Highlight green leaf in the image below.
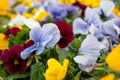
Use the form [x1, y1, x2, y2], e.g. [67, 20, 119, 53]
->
[9, 27, 29, 47]
[30, 62, 45, 80]
[74, 71, 81, 80]
[0, 61, 3, 65]
[50, 48, 59, 60]
[0, 65, 7, 77]
[56, 47, 71, 61]
[0, 27, 6, 33]
[74, 38, 81, 50]
[15, 27, 29, 42]
[4, 73, 29, 80]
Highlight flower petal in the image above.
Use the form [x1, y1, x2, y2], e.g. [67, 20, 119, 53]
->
[80, 35, 100, 54]
[74, 35, 100, 72]
[42, 23, 60, 47]
[29, 27, 42, 42]
[20, 44, 37, 59]
[73, 18, 88, 34]
[36, 45, 44, 55]
[88, 13, 101, 27]
[24, 18, 41, 29]
[100, 0, 115, 17]
[8, 15, 26, 26]
[112, 18, 120, 28]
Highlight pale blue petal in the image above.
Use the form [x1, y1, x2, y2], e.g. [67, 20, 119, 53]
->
[36, 46, 45, 55]
[74, 55, 96, 72]
[100, 21, 117, 37]
[29, 27, 42, 42]
[74, 35, 100, 72]
[84, 7, 93, 21]
[41, 23, 60, 47]
[85, 7, 101, 21]
[88, 13, 102, 27]
[100, 0, 115, 17]
[89, 24, 102, 39]
[112, 18, 120, 28]
[20, 44, 37, 59]
[73, 18, 88, 34]
[79, 35, 100, 56]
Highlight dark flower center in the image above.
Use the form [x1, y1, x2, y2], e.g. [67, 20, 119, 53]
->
[14, 59, 19, 65]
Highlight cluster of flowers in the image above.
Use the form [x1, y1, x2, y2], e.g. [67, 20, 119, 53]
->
[0, 0, 120, 80]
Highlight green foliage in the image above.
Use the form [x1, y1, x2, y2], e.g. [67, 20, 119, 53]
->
[9, 27, 29, 47]
[30, 62, 45, 80]
[4, 73, 29, 80]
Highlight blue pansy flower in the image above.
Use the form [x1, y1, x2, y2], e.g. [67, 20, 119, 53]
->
[73, 12, 101, 35]
[85, 0, 116, 21]
[15, 5, 28, 14]
[21, 23, 60, 59]
[47, 4, 67, 21]
[74, 35, 100, 72]
[100, 20, 120, 44]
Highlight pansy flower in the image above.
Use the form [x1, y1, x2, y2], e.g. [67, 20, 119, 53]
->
[45, 58, 69, 80]
[85, 0, 116, 21]
[58, 0, 76, 5]
[8, 15, 41, 29]
[106, 44, 120, 72]
[5, 27, 21, 38]
[1, 46, 27, 74]
[77, 0, 100, 8]
[74, 35, 100, 72]
[47, 4, 67, 21]
[15, 4, 28, 14]
[21, 23, 60, 59]
[73, 12, 101, 35]
[54, 21, 74, 48]
[0, 33, 9, 50]
[100, 73, 115, 80]
[100, 20, 120, 44]
[0, 0, 10, 16]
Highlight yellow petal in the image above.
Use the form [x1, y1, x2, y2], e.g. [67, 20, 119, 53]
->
[57, 59, 69, 80]
[100, 73, 115, 80]
[47, 58, 62, 69]
[59, 0, 76, 5]
[23, 12, 33, 18]
[0, 0, 10, 16]
[45, 58, 69, 80]
[0, 33, 9, 50]
[77, 0, 100, 8]
[106, 44, 120, 72]
[34, 11, 49, 22]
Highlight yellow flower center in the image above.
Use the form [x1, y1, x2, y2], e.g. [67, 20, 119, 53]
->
[14, 59, 19, 65]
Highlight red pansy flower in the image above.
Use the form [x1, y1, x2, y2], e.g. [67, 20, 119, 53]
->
[5, 27, 20, 38]
[1, 46, 27, 74]
[54, 21, 74, 48]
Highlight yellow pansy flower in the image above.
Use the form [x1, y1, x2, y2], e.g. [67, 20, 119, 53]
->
[0, 34, 9, 50]
[113, 7, 120, 17]
[78, 0, 100, 8]
[0, 0, 10, 16]
[21, 0, 32, 7]
[100, 73, 115, 80]
[33, 8, 49, 22]
[23, 12, 33, 18]
[106, 44, 120, 72]
[31, 8, 39, 14]
[59, 0, 76, 5]
[6, 13, 16, 19]
[45, 58, 69, 80]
